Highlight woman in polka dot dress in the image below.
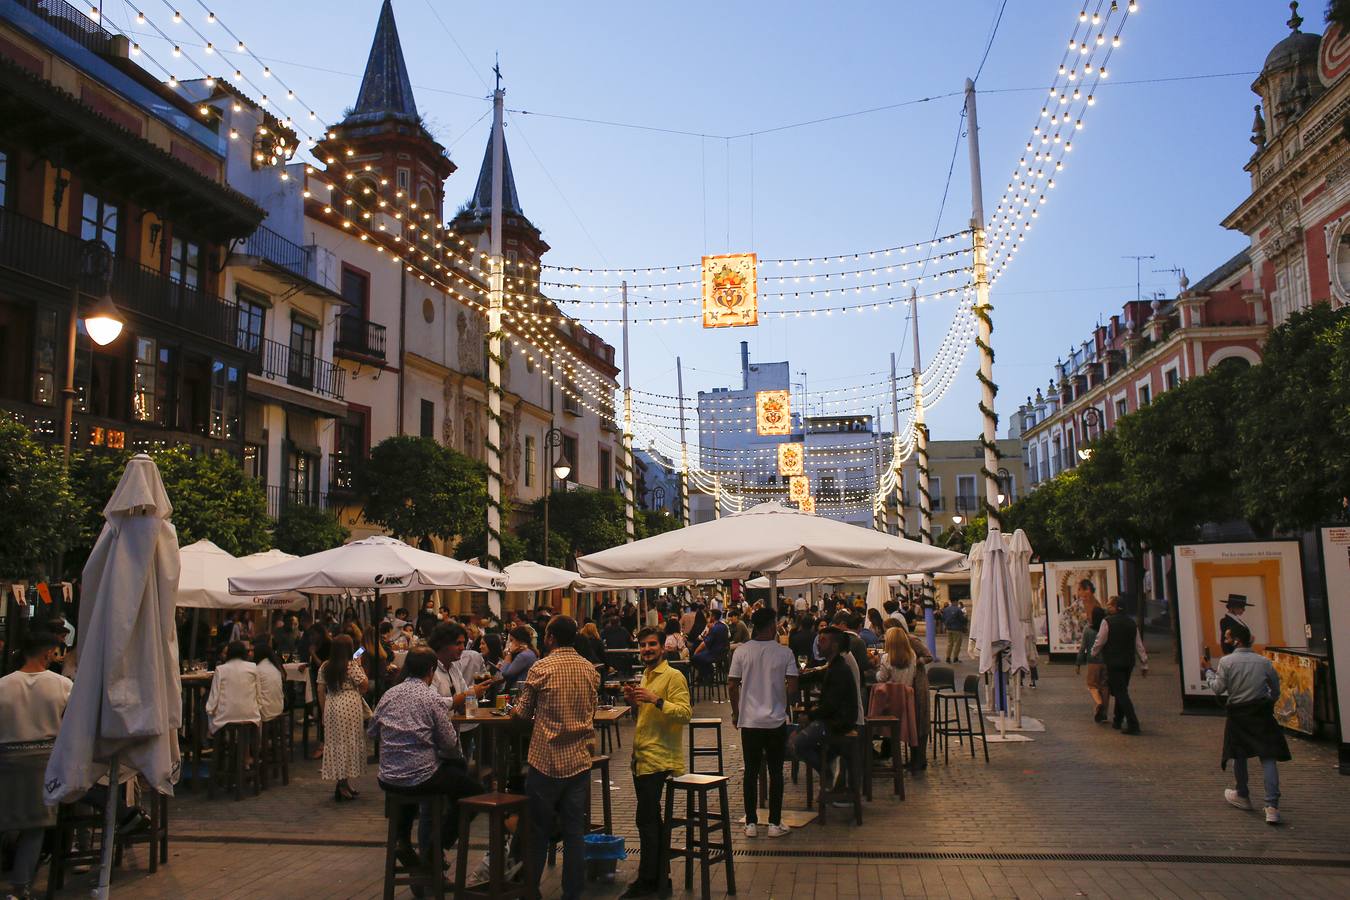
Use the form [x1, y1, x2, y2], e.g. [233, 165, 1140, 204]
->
[319, 634, 369, 800]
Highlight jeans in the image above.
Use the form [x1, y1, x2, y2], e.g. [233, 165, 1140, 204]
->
[789, 720, 832, 775]
[385, 760, 484, 857]
[1233, 755, 1281, 808]
[1106, 666, 1139, 728]
[692, 649, 720, 682]
[634, 770, 671, 887]
[525, 768, 589, 900]
[740, 725, 787, 824]
[9, 827, 44, 893]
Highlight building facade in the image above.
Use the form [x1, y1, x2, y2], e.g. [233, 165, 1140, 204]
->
[896, 438, 1025, 539]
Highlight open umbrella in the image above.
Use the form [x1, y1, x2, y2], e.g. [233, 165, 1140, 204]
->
[503, 560, 586, 593]
[45, 455, 182, 899]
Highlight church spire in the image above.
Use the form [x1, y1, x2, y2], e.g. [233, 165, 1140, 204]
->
[350, 0, 418, 124]
[467, 129, 522, 218]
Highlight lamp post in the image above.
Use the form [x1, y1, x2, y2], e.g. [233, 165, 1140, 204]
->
[996, 466, 1010, 507]
[1078, 407, 1100, 463]
[63, 241, 124, 464]
[542, 426, 570, 565]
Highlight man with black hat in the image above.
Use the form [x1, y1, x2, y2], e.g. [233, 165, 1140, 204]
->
[1201, 620, 1290, 825]
[1219, 594, 1250, 656]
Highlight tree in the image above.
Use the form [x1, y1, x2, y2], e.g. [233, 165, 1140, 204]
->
[150, 447, 272, 556]
[637, 507, 682, 539]
[1237, 304, 1350, 532]
[517, 489, 630, 567]
[0, 416, 75, 578]
[273, 505, 350, 557]
[360, 436, 487, 544]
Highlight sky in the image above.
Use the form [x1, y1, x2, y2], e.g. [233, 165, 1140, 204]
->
[117, 0, 1289, 445]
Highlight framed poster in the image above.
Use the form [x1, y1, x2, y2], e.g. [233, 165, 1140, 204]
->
[777, 442, 804, 477]
[1319, 526, 1350, 771]
[1174, 540, 1306, 701]
[1030, 568, 1048, 650]
[1043, 559, 1119, 657]
[788, 474, 810, 503]
[701, 252, 758, 328]
[756, 390, 791, 436]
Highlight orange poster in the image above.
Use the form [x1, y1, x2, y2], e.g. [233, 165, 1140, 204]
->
[789, 474, 810, 503]
[756, 390, 791, 436]
[777, 442, 804, 477]
[702, 252, 758, 328]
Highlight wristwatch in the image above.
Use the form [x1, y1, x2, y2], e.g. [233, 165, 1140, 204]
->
[655, 697, 664, 710]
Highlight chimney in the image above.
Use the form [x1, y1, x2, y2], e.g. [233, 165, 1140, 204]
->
[740, 341, 750, 390]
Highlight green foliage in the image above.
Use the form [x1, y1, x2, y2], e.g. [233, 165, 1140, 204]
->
[517, 489, 630, 567]
[637, 507, 682, 539]
[1237, 304, 1350, 533]
[0, 416, 76, 578]
[150, 447, 271, 556]
[273, 504, 350, 557]
[360, 436, 487, 543]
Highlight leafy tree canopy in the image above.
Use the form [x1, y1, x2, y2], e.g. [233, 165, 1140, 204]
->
[273, 504, 350, 557]
[360, 436, 487, 543]
[0, 416, 75, 579]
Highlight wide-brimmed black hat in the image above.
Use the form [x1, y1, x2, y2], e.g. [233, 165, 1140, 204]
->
[1223, 594, 1250, 608]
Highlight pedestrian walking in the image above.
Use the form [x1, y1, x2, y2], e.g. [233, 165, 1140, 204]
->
[728, 607, 800, 839]
[1201, 620, 1290, 825]
[1090, 595, 1147, 735]
[1076, 606, 1109, 722]
[941, 601, 968, 663]
[620, 627, 691, 898]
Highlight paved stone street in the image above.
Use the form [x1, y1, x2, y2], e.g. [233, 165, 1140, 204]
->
[34, 639, 1350, 898]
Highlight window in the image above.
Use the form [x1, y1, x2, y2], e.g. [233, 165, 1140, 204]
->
[524, 435, 536, 488]
[1066, 429, 1077, 467]
[169, 236, 200, 291]
[243, 442, 264, 480]
[287, 317, 316, 389]
[1138, 384, 1152, 407]
[419, 399, 434, 439]
[928, 475, 943, 511]
[32, 308, 58, 406]
[341, 266, 370, 317]
[561, 434, 578, 484]
[1164, 367, 1180, 391]
[1027, 444, 1039, 484]
[133, 337, 156, 422]
[81, 192, 119, 253]
[209, 360, 241, 439]
[236, 288, 267, 354]
[956, 474, 977, 512]
[1115, 397, 1128, 419]
[332, 408, 368, 493]
[287, 448, 317, 506]
[599, 447, 612, 491]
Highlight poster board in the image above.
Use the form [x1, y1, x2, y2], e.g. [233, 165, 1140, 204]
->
[1174, 540, 1306, 701]
[1030, 568, 1048, 650]
[1319, 526, 1350, 771]
[1043, 560, 1119, 657]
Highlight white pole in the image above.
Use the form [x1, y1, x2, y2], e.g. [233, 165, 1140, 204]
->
[873, 406, 883, 531]
[888, 352, 903, 537]
[93, 753, 119, 899]
[712, 473, 721, 520]
[965, 78, 1001, 532]
[676, 356, 690, 526]
[620, 280, 636, 607]
[485, 81, 505, 617]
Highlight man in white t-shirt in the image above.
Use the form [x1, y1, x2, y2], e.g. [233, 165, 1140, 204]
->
[794, 594, 807, 613]
[728, 607, 799, 838]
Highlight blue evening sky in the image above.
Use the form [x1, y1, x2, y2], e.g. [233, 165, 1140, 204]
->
[120, 0, 1287, 443]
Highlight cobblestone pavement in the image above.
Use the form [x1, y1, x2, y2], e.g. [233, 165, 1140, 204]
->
[31, 637, 1350, 898]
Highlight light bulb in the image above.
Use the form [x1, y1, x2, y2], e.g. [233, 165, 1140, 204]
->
[207, 10, 216, 22]
[205, 76, 215, 87]
[229, 128, 238, 139]
[198, 105, 209, 116]
[167, 75, 178, 87]
[236, 40, 245, 51]
[1087, 94, 1095, 105]
[172, 11, 181, 23]
[1112, 35, 1121, 47]
[263, 67, 271, 77]
[172, 45, 181, 57]
[130, 42, 141, 55]
[204, 41, 214, 53]
[1128, 0, 1137, 11]
[135, 10, 145, 23]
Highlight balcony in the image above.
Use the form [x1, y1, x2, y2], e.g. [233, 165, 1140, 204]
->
[334, 312, 387, 361]
[247, 338, 346, 401]
[0, 207, 241, 347]
[266, 484, 332, 518]
[238, 224, 314, 283]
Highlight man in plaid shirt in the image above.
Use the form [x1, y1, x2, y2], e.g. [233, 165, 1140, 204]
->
[511, 615, 599, 900]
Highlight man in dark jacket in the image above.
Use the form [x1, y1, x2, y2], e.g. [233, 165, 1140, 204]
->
[788, 627, 859, 775]
[1090, 595, 1148, 734]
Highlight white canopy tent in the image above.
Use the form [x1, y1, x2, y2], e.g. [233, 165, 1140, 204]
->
[177, 541, 303, 610]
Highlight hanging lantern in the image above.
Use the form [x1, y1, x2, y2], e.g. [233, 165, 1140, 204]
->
[800, 496, 816, 515]
[777, 442, 803, 477]
[789, 474, 810, 503]
[756, 390, 791, 436]
[701, 252, 758, 328]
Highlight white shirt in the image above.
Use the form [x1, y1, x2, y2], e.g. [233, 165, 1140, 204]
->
[794, 596, 807, 611]
[433, 658, 477, 733]
[206, 658, 261, 734]
[727, 639, 799, 729]
[256, 659, 285, 721]
[0, 669, 72, 743]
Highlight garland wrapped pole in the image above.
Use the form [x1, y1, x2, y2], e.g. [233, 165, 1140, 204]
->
[889, 352, 905, 537]
[620, 280, 637, 610]
[485, 79, 505, 616]
[911, 287, 936, 657]
[965, 77, 1002, 533]
[873, 405, 884, 531]
[676, 355, 691, 526]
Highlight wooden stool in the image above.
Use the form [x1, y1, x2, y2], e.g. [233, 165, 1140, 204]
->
[664, 773, 736, 899]
[816, 731, 864, 826]
[862, 717, 905, 800]
[455, 793, 530, 899]
[113, 791, 170, 874]
[381, 786, 445, 900]
[46, 803, 111, 898]
[596, 716, 622, 755]
[208, 722, 260, 800]
[260, 716, 290, 789]
[688, 719, 724, 775]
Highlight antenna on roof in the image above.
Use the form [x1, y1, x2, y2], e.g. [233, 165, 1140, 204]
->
[1121, 254, 1156, 301]
[1154, 264, 1186, 294]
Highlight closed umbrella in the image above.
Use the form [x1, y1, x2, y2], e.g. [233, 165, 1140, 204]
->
[968, 529, 1030, 740]
[1007, 529, 1038, 671]
[44, 454, 182, 899]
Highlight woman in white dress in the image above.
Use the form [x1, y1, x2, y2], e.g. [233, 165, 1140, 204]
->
[319, 634, 368, 801]
[252, 638, 286, 722]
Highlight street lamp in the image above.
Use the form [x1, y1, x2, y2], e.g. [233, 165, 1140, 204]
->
[951, 514, 963, 526]
[996, 465, 1010, 506]
[63, 241, 125, 462]
[542, 426, 569, 564]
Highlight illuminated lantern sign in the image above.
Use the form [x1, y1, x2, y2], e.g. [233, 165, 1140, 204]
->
[777, 442, 804, 477]
[756, 390, 791, 436]
[701, 252, 759, 328]
[800, 496, 816, 514]
[789, 474, 810, 503]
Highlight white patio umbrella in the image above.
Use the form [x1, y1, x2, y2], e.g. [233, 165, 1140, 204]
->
[744, 575, 844, 589]
[865, 575, 892, 614]
[968, 529, 1030, 739]
[177, 543, 304, 610]
[44, 455, 182, 899]
[503, 560, 587, 593]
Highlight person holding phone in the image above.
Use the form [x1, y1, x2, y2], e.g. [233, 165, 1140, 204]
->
[319, 634, 369, 801]
[500, 627, 539, 693]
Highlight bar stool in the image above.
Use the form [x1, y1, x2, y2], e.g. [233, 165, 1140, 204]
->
[381, 786, 445, 900]
[816, 731, 864, 826]
[46, 803, 112, 898]
[688, 718, 724, 775]
[933, 675, 989, 764]
[208, 722, 260, 800]
[455, 793, 530, 900]
[596, 715, 622, 755]
[862, 716, 905, 800]
[664, 773, 737, 899]
[113, 791, 170, 874]
[259, 716, 290, 789]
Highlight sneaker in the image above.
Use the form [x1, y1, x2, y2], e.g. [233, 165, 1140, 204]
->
[744, 823, 758, 837]
[1265, 806, 1282, 826]
[1092, 705, 1106, 723]
[1224, 789, 1252, 811]
[766, 824, 790, 838]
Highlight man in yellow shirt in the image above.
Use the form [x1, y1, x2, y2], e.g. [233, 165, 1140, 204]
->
[621, 626, 691, 898]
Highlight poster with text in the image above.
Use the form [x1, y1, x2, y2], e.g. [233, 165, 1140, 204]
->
[1175, 541, 1306, 699]
[1320, 527, 1350, 757]
[1043, 560, 1119, 656]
